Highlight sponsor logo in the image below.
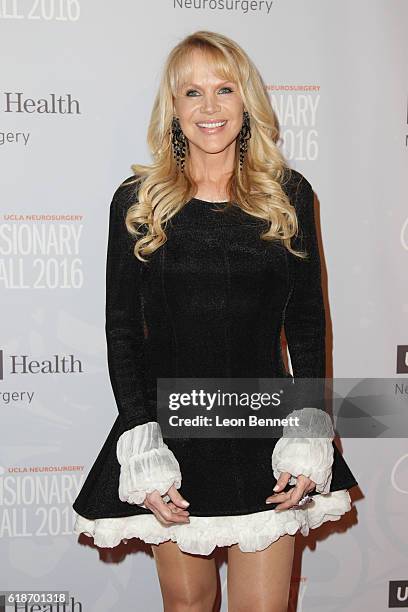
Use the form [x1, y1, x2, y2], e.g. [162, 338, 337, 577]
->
[0, 351, 83, 380]
[389, 581, 408, 607]
[397, 346, 408, 374]
[1, 92, 80, 114]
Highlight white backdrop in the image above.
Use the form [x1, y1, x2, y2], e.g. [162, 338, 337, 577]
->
[1, 1, 407, 610]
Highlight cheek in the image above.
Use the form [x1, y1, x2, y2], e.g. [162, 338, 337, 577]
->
[226, 112, 245, 135]
[176, 105, 201, 134]
[176, 101, 198, 120]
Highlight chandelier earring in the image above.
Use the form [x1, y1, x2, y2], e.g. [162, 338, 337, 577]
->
[239, 110, 251, 170]
[171, 116, 187, 173]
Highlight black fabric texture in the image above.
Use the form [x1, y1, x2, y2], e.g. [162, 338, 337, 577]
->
[72, 168, 358, 520]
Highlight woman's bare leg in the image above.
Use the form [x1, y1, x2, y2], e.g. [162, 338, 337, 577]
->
[227, 534, 295, 612]
[152, 540, 218, 612]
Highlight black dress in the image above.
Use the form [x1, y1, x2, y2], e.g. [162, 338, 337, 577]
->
[72, 168, 358, 553]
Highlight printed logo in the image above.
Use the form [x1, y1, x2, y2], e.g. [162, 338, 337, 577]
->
[389, 580, 408, 607]
[1, 92, 80, 114]
[0, 350, 83, 380]
[396, 346, 408, 373]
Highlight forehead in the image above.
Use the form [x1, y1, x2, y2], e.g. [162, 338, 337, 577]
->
[171, 47, 239, 94]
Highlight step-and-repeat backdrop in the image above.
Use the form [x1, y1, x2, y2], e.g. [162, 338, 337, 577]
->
[1, 1, 407, 610]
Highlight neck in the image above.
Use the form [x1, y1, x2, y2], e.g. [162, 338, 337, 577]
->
[187, 142, 235, 185]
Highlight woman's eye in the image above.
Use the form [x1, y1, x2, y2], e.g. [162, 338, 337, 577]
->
[185, 87, 234, 97]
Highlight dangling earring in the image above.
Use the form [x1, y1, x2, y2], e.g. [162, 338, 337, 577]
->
[239, 110, 251, 170]
[171, 116, 187, 172]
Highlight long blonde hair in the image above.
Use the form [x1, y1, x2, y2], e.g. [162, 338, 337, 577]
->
[124, 30, 306, 263]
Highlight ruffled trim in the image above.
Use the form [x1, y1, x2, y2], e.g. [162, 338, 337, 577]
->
[272, 407, 335, 494]
[282, 407, 335, 439]
[73, 489, 352, 555]
[116, 421, 182, 507]
[271, 437, 334, 493]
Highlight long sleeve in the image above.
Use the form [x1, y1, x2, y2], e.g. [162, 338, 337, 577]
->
[283, 173, 326, 379]
[105, 175, 152, 431]
[105, 175, 182, 505]
[272, 172, 334, 493]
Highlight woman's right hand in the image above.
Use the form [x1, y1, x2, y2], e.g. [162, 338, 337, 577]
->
[143, 484, 190, 526]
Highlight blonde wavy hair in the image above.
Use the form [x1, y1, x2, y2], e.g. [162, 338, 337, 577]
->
[124, 30, 306, 263]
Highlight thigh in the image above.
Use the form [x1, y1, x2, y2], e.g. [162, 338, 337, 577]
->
[151, 540, 218, 612]
[227, 534, 295, 612]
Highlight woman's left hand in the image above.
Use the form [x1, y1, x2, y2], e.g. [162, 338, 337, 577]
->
[265, 471, 316, 511]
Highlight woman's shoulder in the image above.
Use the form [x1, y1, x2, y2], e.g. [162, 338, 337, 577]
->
[117, 173, 142, 196]
[110, 173, 142, 213]
[281, 169, 317, 234]
[281, 167, 312, 202]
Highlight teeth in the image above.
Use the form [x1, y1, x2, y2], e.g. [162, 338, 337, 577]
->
[197, 121, 226, 128]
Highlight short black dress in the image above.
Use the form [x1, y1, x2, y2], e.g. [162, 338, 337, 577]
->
[72, 168, 358, 554]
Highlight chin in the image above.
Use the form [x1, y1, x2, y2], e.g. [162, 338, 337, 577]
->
[192, 138, 236, 154]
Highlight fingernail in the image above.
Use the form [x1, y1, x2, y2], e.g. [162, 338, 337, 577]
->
[273, 485, 280, 491]
[266, 500, 272, 504]
[181, 500, 189, 506]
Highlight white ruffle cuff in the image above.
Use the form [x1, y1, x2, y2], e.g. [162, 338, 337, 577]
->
[272, 407, 335, 494]
[116, 421, 182, 508]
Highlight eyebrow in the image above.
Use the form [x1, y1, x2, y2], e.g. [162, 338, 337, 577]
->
[182, 80, 236, 89]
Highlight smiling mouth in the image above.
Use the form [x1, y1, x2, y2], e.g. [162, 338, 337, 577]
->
[196, 120, 228, 132]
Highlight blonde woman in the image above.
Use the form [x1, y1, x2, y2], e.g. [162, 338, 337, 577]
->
[73, 31, 358, 611]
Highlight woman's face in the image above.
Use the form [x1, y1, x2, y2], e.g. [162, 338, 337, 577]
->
[173, 49, 245, 160]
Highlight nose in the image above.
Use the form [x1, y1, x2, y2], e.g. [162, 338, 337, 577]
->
[200, 93, 221, 114]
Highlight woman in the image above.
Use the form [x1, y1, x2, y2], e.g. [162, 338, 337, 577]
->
[73, 31, 358, 611]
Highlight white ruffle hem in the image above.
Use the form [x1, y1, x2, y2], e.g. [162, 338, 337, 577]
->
[73, 489, 352, 555]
